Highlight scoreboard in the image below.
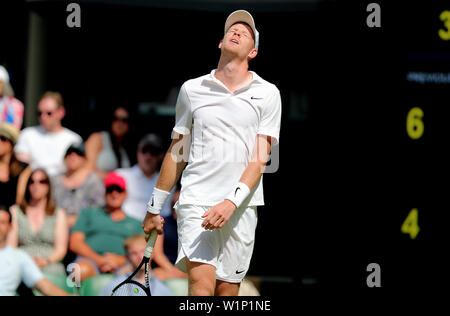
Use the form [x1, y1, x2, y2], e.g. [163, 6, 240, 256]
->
[324, 1, 450, 288]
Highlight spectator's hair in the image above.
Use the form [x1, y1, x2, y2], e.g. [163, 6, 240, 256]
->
[0, 205, 12, 223]
[20, 168, 56, 216]
[109, 106, 131, 167]
[123, 234, 146, 253]
[1, 82, 14, 97]
[41, 91, 64, 108]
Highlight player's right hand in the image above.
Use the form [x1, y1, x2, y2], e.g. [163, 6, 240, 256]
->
[142, 213, 164, 237]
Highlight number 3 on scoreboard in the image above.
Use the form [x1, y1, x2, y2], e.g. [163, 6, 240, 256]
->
[401, 208, 420, 239]
[439, 10, 450, 41]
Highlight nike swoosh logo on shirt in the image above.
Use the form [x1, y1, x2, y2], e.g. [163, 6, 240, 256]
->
[251, 96, 263, 100]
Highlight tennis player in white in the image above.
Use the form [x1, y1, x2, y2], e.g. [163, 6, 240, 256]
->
[143, 10, 281, 296]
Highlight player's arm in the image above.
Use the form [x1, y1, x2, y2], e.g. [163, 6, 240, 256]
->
[239, 134, 272, 191]
[142, 133, 189, 236]
[155, 133, 189, 192]
[202, 134, 272, 230]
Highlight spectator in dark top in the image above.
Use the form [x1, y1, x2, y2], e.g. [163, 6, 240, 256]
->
[69, 171, 142, 281]
[0, 123, 30, 209]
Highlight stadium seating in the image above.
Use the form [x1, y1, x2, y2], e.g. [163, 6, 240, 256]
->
[32, 271, 78, 296]
[79, 274, 115, 296]
[163, 278, 188, 296]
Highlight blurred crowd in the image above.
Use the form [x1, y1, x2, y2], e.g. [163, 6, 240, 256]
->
[0, 65, 187, 296]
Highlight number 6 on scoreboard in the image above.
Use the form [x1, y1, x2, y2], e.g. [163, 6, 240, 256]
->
[406, 107, 424, 140]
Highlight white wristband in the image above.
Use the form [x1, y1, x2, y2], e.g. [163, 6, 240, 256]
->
[146, 188, 171, 215]
[225, 182, 251, 208]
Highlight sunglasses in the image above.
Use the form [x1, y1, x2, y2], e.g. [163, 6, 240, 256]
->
[113, 116, 129, 123]
[37, 110, 55, 117]
[140, 145, 162, 155]
[106, 185, 124, 194]
[0, 135, 11, 143]
[30, 179, 49, 185]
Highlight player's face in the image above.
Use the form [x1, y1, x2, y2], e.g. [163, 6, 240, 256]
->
[38, 97, 64, 131]
[220, 23, 257, 59]
[0, 211, 12, 243]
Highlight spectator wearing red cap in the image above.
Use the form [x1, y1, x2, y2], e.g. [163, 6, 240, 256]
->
[69, 172, 143, 281]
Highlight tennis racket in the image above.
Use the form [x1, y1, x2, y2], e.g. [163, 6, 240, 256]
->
[110, 229, 158, 296]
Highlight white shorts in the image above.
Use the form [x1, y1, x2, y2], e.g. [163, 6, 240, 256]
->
[174, 202, 258, 283]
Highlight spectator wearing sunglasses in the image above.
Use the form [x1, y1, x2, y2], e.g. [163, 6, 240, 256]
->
[115, 134, 171, 221]
[0, 123, 31, 209]
[85, 106, 131, 179]
[51, 142, 105, 228]
[69, 171, 142, 281]
[8, 168, 69, 276]
[14, 91, 82, 177]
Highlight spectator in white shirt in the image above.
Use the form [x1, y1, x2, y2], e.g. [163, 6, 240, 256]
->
[14, 91, 82, 177]
[116, 134, 172, 221]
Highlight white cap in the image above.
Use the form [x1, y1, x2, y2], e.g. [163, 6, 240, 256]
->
[0, 66, 9, 83]
[224, 10, 259, 51]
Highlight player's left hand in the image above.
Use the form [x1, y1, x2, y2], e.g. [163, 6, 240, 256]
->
[201, 200, 236, 230]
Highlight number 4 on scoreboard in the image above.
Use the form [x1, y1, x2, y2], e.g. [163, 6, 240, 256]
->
[401, 208, 420, 239]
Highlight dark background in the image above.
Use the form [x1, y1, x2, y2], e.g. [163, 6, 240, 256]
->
[1, 0, 448, 293]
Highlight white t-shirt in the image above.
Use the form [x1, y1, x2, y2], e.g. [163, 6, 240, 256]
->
[14, 125, 82, 177]
[0, 246, 44, 296]
[116, 165, 173, 221]
[173, 70, 282, 207]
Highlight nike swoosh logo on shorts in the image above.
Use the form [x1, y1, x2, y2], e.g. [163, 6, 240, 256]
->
[236, 270, 245, 274]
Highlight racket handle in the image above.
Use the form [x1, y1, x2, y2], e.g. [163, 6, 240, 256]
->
[144, 230, 158, 258]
